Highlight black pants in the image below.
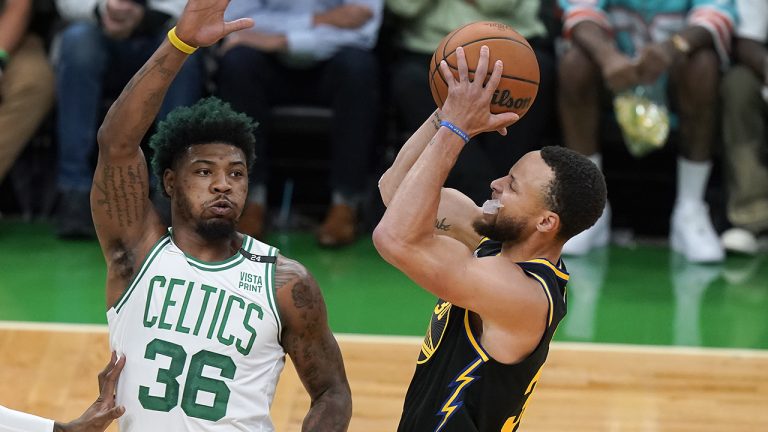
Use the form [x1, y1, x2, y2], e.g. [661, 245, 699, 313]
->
[390, 40, 557, 204]
[217, 47, 379, 198]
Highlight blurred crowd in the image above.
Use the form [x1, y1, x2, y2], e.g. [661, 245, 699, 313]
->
[0, 0, 766, 262]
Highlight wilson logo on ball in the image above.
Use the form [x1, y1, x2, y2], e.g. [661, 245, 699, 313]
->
[491, 90, 532, 110]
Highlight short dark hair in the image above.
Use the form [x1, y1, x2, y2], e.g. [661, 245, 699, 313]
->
[149, 97, 257, 197]
[539, 146, 607, 241]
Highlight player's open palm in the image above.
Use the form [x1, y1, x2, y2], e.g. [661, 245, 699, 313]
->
[175, 0, 254, 48]
[57, 353, 126, 432]
[440, 45, 519, 138]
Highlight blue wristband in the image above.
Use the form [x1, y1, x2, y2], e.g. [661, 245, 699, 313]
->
[439, 120, 470, 144]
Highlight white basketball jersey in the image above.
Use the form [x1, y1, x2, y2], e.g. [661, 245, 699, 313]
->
[107, 231, 285, 431]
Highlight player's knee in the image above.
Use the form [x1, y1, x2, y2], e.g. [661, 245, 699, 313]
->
[57, 22, 107, 70]
[558, 46, 600, 97]
[677, 49, 719, 104]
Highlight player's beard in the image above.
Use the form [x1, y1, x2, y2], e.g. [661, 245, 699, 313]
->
[472, 212, 526, 244]
[197, 218, 236, 242]
[175, 189, 236, 241]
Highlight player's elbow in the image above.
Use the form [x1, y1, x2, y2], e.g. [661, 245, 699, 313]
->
[96, 124, 109, 149]
[308, 381, 352, 430]
[96, 124, 120, 153]
[372, 224, 408, 265]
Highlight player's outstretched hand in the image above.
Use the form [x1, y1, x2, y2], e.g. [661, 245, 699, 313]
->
[175, 0, 254, 48]
[439, 45, 520, 138]
[55, 352, 126, 432]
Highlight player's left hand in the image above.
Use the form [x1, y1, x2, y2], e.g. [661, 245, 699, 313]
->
[56, 352, 126, 432]
[175, 0, 254, 48]
[439, 45, 520, 138]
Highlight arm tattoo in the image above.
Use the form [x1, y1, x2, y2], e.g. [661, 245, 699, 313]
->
[275, 255, 351, 429]
[435, 217, 452, 231]
[104, 53, 177, 138]
[431, 110, 443, 131]
[274, 256, 309, 291]
[93, 162, 147, 228]
[275, 257, 334, 389]
[292, 281, 319, 309]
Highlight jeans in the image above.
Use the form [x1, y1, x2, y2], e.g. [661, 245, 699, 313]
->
[216, 47, 379, 198]
[55, 21, 204, 192]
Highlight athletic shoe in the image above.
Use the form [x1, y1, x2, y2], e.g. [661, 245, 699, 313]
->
[670, 201, 724, 263]
[721, 227, 759, 255]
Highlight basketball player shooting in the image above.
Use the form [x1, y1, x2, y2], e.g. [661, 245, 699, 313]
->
[374, 45, 607, 431]
[90, 0, 351, 430]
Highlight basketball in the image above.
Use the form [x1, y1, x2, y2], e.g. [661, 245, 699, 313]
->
[429, 21, 540, 118]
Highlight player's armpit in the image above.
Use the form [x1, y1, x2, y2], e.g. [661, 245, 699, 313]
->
[436, 188, 484, 248]
[274, 255, 352, 432]
[91, 149, 165, 303]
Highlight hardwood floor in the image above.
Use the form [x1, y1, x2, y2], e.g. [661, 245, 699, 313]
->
[1, 325, 766, 431]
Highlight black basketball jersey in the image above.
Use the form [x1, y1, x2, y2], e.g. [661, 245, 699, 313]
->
[397, 238, 568, 432]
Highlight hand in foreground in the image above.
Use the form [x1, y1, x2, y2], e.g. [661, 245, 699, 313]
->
[54, 352, 126, 432]
[439, 45, 520, 138]
[175, 0, 255, 48]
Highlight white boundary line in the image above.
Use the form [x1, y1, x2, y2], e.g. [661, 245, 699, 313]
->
[1, 321, 767, 358]
[0, 321, 108, 332]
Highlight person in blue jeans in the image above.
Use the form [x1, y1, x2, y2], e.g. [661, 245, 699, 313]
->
[217, 0, 383, 247]
[54, 0, 204, 238]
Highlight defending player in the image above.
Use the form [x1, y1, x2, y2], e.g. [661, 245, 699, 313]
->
[375, 46, 607, 431]
[91, 1, 351, 430]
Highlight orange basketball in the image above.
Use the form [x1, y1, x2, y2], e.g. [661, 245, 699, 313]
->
[429, 21, 540, 118]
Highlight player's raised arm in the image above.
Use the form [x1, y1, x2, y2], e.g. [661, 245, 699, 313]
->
[275, 256, 352, 431]
[378, 110, 442, 207]
[373, 46, 522, 313]
[91, 0, 252, 304]
[378, 111, 486, 248]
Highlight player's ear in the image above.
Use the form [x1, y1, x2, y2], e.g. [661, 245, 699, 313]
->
[537, 211, 559, 235]
[163, 169, 175, 196]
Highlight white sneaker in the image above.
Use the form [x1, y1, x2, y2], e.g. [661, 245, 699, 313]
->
[670, 201, 724, 263]
[562, 204, 611, 256]
[721, 227, 759, 255]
